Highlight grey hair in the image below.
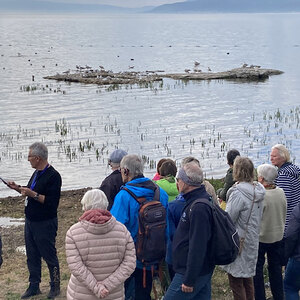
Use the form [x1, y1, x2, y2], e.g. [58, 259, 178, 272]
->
[81, 189, 109, 211]
[181, 156, 200, 167]
[110, 162, 120, 168]
[257, 164, 278, 184]
[120, 154, 144, 177]
[183, 162, 203, 184]
[29, 142, 48, 160]
[272, 144, 290, 162]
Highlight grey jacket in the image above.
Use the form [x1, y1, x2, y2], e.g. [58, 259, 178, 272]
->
[222, 182, 265, 277]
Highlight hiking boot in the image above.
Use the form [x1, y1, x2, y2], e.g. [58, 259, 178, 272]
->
[21, 283, 41, 299]
[47, 282, 60, 299]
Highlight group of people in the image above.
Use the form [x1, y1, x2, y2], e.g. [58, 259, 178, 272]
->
[1, 142, 300, 300]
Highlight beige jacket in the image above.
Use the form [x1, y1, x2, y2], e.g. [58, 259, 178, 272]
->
[259, 187, 287, 243]
[66, 213, 136, 300]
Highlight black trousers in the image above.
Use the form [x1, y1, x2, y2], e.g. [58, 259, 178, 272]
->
[253, 241, 283, 300]
[25, 218, 60, 284]
[125, 267, 153, 300]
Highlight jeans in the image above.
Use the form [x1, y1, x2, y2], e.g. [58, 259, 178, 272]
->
[25, 218, 59, 284]
[253, 241, 283, 300]
[164, 271, 213, 300]
[228, 274, 254, 300]
[284, 258, 300, 300]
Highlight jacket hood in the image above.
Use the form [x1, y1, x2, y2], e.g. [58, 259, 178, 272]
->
[235, 181, 265, 204]
[79, 210, 116, 235]
[125, 177, 157, 200]
[156, 177, 178, 197]
[80, 209, 112, 224]
[279, 162, 300, 179]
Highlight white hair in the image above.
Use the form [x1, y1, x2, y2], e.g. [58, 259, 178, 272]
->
[81, 189, 109, 211]
[257, 164, 278, 184]
[272, 144, 290, 162]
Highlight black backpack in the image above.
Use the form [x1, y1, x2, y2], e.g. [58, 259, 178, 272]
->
[190, 198, 239, 265]
[122, 181, 167, 265]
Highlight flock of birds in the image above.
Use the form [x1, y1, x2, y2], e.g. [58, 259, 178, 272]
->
[183, 62, 261, 74]
[1, 48, 262, 77]
[184, 61, 212, 73]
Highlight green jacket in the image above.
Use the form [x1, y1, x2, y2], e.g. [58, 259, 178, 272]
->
[155, 176, 179, 202]
[218, 167, 235, 201]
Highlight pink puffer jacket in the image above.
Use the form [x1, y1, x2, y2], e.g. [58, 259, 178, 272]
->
[66, 209, 136, 300]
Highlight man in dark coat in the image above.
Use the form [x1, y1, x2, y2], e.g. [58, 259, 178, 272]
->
[8, 142, 61, 299]
[164, 162, 215, 300]
[100, 149, 127, 210]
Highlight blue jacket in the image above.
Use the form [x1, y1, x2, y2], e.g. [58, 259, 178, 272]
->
[166, 193, 185, 265]
[285, 201, 300, 261]
[110, 176, 169, 267]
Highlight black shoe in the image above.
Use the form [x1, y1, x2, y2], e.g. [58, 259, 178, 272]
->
[47, 283, 60, 299]
[21, 284, 41, 299]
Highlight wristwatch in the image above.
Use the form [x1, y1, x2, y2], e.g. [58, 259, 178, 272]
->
[34, 193, 39, 201]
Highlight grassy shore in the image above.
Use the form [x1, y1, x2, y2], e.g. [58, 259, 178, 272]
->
[0, 181, 268, 300]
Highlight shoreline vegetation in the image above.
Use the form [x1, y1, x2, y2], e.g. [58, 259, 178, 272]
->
[0, 180, 272, 299]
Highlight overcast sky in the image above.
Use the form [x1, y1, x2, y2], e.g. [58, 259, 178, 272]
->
[36, 0, 180, 8]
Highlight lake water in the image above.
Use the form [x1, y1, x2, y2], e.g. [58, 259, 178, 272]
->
[0, 12, 300, 198]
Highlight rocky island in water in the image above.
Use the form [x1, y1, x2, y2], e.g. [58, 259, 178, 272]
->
[44, 65, 284, 86]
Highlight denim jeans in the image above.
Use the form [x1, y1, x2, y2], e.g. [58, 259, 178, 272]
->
[164, 271, 213, 300]
[253, 241, 283, 300]
[284, 258, 300, 300]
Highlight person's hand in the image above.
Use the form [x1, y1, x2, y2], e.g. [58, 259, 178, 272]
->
[181, 283, 194, 293]
[20, 187, 35, 198]
[7, 181, 19, 190]
[99, 286, 109, 298]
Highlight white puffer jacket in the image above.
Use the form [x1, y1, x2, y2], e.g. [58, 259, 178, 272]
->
[66, 211, 136, 300]
[222, 182, 265, 278]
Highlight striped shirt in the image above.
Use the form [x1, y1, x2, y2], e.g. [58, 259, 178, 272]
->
[275, 162, 300, 234]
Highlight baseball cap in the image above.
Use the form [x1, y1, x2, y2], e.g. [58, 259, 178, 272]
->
[109, 149, 127, 164]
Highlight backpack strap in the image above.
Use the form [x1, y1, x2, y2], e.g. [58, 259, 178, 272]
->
[189, 198, 213, 214]
[122, 181, 161, 205]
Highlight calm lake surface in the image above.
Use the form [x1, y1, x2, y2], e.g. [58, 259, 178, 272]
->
[0, 12, 300, 198]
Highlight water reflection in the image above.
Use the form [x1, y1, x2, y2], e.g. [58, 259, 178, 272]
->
[0, 217, 25, 227]
[0, 13, 300, 198]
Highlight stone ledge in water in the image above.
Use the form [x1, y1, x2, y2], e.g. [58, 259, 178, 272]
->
[163, 67, 284, 81]
[44, 70, 163, 85]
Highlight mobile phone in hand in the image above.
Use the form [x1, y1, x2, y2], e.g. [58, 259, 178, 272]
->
[0, 177, 8, 185]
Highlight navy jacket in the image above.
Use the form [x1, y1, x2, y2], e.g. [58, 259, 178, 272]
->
[285, 201, 300, 261]
[172, 186, 215, 286]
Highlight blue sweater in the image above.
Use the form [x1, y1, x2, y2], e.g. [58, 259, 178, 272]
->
[166, 193, 185, 265]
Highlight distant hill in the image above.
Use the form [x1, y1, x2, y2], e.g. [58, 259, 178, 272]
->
[0, 0, 152, 13]
[150, 0, 300, 13]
